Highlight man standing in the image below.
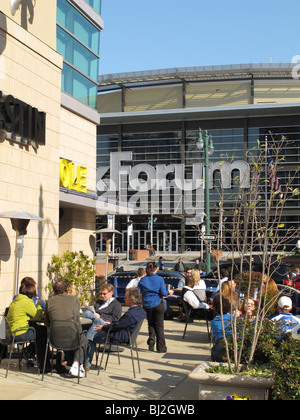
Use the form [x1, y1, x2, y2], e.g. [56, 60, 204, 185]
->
[174, 258, 185, 273]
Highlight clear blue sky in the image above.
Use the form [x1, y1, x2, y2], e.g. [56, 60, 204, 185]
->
[98, 0, 300, 76]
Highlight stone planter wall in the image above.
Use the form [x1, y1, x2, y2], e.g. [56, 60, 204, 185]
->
[189, 362, 274, 401]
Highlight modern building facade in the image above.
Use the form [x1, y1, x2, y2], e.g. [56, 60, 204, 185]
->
[96, 64, 300, 254]
[0, 0, 103, 311]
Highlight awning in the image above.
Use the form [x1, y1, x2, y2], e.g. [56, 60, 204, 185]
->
[59, 187, 134, 215]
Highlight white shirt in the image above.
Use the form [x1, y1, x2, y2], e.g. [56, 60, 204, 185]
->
[99, 297, 115, 310]
[126, 277, 141, 289]
[215, 277, 228, 292]
[183, 286, 209, 310]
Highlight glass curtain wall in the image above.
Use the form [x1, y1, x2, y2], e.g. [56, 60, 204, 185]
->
[248, 126, 300, 251]
[96, 124, 300, 253]
[85, 0, 102, 14]
[57, 0, 100, 108]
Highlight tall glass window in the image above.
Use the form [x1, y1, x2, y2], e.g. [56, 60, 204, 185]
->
[57, 0, 101, 108]
[62, 63, 97, 108]
[57, 0, 100, 54]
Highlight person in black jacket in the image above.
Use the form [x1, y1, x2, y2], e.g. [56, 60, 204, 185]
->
[81, 283, 122, 331]
[94, 283, 122, 323]
[86, 288, 146, 369]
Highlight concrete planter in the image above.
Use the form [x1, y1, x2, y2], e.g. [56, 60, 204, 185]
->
[189, 362, 274, 401]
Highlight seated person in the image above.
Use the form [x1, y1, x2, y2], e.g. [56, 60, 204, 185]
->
[12, 277, 46, 310]
[44, 280, 87, 378]
[86, 288, 146, 368]
[7, 279, 48, 372]
[81, 283, 122, 328]
[241, 297, 257, 321]
[191, 269, 207, 302]
[181, 276, 210, 311]
[211, 294, 234, 362]
[210, 279, 239, 306]
[269, 296, 300, 334]
[210, 268, 231, 300]
[126, 268, 146, 289]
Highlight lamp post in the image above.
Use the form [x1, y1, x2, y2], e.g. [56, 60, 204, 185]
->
[0, 209, 44, 297]
[95, 228, 121, 280]
[197, 128, 214, 274]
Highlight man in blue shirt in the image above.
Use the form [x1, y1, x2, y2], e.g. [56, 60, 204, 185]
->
[269, 296, 300, 334]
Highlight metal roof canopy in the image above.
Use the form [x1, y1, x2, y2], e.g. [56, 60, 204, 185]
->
[98, 63, 296, 89]
[97, 102, 300, 126]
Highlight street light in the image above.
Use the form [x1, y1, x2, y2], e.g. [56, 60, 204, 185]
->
[197, 128, 214, 274]
[0, 209, 44, 296]
[95, 228, 121, 280]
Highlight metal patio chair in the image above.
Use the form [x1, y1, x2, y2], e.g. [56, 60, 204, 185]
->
[41, 319, 87, 383]
[97, 319, 144, 378]
[182, 301, 211, 344]
[0, 315, 39, 378]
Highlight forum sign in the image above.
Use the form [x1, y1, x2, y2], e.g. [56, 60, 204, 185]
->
[96, 152, 250, 219]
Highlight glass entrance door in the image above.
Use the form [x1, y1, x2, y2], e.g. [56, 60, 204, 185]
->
[157, 231, 166, 253]
[170, 230, 179, 253]
[156, 230, 179, 253]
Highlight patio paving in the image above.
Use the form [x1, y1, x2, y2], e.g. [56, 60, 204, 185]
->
[0, 318, 211, 400]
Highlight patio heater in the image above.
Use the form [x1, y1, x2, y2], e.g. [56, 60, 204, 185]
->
[95, 228, 121, 280]
[0, 209, 44, 296]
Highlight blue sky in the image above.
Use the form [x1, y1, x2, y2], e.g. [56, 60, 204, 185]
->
[99, 0, 300, 76]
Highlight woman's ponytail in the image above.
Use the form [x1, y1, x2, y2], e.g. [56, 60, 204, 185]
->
[146, 261, 157, 276]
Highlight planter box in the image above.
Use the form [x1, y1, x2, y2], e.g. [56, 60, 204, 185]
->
[189, 362, 274, 401]
[131, 249, 149, 261]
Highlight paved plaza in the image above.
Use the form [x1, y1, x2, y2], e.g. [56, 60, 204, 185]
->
[0, 318, 211, 400]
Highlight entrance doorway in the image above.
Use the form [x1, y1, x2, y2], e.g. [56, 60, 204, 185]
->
[122, 230, 140, 251]
[120, 230, 179, 253]
[156, 230, 178, 253]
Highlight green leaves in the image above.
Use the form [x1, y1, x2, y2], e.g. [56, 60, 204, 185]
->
[47, 250, 96, 305]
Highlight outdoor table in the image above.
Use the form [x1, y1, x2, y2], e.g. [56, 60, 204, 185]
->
[79, 318, 92, 326]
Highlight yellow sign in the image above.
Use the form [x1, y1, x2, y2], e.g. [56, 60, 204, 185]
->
[59, 159, 87, 193]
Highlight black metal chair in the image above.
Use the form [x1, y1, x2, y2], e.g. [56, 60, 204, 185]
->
[97, 319, 144, 378]
[41, 320, 87, 383]
[0, 315, 39, 378]
[182, 301, 211, 343]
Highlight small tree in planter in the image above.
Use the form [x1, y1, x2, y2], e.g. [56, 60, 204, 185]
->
[211, 133, 300, 374]
[47, 250, 96, 305]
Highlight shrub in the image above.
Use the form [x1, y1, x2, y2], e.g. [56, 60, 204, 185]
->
[270, 334, 300, 400]
[47, 250, 96, 305]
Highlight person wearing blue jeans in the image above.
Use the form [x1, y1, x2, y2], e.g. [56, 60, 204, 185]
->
[85, 288, 146, 369]
[80, 310, 106, 341]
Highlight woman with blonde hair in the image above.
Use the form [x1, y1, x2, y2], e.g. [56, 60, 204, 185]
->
[220, 281, 241, 314]
[253, 274, 279, 317]
[191, 269, 207, 302]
